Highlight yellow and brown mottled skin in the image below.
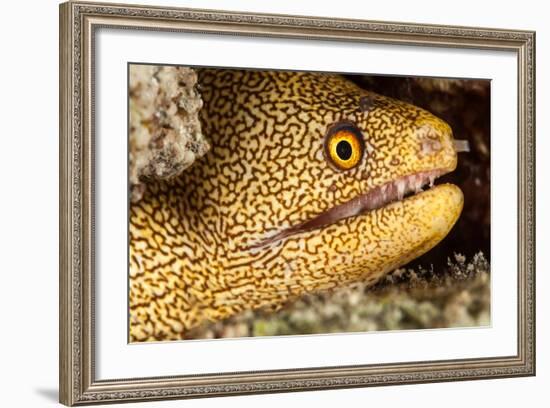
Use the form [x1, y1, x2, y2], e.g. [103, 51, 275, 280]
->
[129, 69, 463, 342]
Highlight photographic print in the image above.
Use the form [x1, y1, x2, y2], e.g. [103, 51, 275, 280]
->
[128, 65, 490, 343]
[60, 3, 535, 404]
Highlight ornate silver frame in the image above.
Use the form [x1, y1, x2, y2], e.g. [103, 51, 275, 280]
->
[59, 1, 536, 405]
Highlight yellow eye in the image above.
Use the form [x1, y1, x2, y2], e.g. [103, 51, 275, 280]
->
[324, 122, 365, 171]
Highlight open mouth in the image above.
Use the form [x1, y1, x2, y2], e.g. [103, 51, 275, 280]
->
[252, 168, 451, 248]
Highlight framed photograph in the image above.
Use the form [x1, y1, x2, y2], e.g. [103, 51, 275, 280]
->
[59, 1, 535, 405]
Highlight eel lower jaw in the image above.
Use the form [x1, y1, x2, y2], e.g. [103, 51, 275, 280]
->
[252, 168, 454, 249]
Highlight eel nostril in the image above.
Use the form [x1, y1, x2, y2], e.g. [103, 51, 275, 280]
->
[453, 139, 470, 153]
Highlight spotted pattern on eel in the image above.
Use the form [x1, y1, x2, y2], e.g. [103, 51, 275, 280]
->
[129, 69, 463, 342]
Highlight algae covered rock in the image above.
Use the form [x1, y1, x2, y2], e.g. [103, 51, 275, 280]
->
[129, 65, 209, 202]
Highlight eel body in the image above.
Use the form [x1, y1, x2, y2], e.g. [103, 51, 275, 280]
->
[129, 69, 463, 342]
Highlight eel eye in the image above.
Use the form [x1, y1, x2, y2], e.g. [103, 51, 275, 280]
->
[324, 121, 365, 171]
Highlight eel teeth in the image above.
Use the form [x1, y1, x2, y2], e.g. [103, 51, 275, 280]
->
[381, 184, 388, 202]
[396, 179, 406, 201]
[414, 175, 424, 193]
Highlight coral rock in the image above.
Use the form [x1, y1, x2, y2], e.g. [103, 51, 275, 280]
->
[129, 65, 209, 202]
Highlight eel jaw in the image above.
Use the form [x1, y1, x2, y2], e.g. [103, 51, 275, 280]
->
[253, 168, 454, 248]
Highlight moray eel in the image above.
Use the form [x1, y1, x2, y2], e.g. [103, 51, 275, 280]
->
[129, 69, 463, 342]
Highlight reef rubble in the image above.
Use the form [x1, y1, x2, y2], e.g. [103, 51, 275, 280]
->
[129, 65, 209, 202]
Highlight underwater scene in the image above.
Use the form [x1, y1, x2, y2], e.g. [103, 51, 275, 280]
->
[128, 64, 490, 342]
